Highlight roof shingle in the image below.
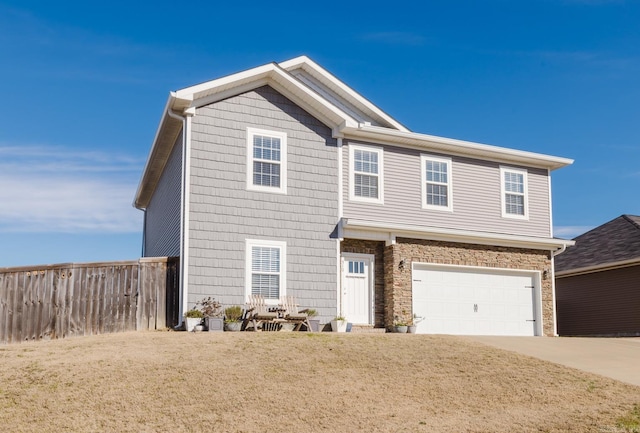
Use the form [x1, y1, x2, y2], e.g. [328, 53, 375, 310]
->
[555, 215, 640, 272]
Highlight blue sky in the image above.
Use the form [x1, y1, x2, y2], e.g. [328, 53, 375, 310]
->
[0, 0, 638, 267]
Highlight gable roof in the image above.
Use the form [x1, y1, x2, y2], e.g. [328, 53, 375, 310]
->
[134, 56, 573, 209]
[555, 215, 640, 274]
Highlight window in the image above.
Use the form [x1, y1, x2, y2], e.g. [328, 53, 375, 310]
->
[347, 260, 365, 275]
[421, 155, 453, 211]
[245, 239, 286, 302]
[349, 144, 383, 204]
[247, 128, 287, 194]
[500, 167, 528, 219]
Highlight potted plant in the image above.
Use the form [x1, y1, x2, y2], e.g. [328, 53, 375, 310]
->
[331, 315, 348, 332]
[393, 320, 408, 333]
[197, 297, 224, 332]
[224, 305, 244, 331]
[184, 308, 204, 332]
[305, 308, 320, 332]
[408, 313, 423, 334]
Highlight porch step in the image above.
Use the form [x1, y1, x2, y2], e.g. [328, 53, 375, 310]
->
[349, 325, 386, 334]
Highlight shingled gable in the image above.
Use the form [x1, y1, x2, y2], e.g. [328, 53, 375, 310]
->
[555, 215, 640, 274]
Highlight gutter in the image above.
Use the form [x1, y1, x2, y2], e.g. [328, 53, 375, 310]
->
[166, 105, 195, 328]
[341, 218, 575, 251]
[342, 124, 574, 171]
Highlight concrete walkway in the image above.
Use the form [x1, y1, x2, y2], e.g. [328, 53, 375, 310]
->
[465, 336, 640, 387]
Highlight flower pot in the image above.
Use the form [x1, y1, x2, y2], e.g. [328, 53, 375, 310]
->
[224, 321, 242, 332]
[185, 317, 203, 332]
[279, 322, 295, 332]
[407, 325, 417, 334]
[394, 325, 408, 333]
[308, 319, 320, 332]
[331, 320, 348, 332]
[204, 317, 224, 332]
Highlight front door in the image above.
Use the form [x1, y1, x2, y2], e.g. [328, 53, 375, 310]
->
[341, 254, 374, 325]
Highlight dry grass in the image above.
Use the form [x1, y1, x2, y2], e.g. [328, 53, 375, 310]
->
[0, 331, 639, 433]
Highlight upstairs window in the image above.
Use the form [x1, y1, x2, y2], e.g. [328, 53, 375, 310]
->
[247, 128, 287, 194]
[422, 155, 453, 211]
[349, 144, 383, 204]
[246, 239, 286, 303]
[501, 167, 528, 219]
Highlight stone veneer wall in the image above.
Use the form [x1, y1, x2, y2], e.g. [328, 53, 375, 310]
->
[341, 239, 385, 328]
[385, 238, 554, 336]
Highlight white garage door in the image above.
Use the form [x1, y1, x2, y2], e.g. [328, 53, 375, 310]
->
[412, 264, 539, 336]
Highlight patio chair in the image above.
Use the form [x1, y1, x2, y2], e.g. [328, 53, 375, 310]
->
[244, 294, 279, 331]
[280, 295, 312, 332]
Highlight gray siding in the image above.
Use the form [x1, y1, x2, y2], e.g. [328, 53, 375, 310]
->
[144, 134, 182, 257]
[188, 86, 339, 321]
[342, 140, 552, 238]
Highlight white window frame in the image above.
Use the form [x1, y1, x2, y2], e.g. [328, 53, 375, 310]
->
[348, 143, 384, 204]
[245, 239, 287, 305]
[421, 154, 453, 212]
[246, 127, 287, 194]
[500, 166, 529, 220]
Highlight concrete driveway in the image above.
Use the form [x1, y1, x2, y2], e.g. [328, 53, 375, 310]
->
[465, 336, 640, 387]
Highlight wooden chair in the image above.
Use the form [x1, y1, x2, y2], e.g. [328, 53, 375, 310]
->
[280, 295, 312, 332]
[244, 294, 279, 331]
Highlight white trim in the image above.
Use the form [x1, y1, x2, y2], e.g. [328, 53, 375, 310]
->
[500, 166, 529, 220]
[411, 262, 542, 336]
[343, 124, 573, 171]
[337, 138, 344, 219]
[341, 252, 375, 325]
[348, 143, 384, 204]
[245, 239, 287, 305]
[182, 114, 193, 318]
[546, 169, 554, 238]
[341, 218, 575, 251]
[421, 154, 453, 212]
[279, 56, 409, 132]
[246, 127, 287, 194]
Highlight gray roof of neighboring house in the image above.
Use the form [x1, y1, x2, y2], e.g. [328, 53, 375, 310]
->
[555, 215, 640, 272]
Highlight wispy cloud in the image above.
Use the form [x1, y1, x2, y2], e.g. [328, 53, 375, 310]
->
[359, 31, 427, 46]
[0, 144, 144, 233]
[554, 225, 593, 239]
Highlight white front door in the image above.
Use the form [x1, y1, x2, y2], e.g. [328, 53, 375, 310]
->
[341, 254, 374, 325]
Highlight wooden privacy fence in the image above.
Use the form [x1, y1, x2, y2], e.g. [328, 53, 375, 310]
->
[0, 257, 179, 344]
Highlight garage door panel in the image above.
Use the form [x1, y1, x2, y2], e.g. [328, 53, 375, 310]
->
[412, 265, 538, 336]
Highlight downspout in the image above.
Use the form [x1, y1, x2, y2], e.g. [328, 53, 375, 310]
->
[336, 137, 344, 319]
[550, 243, 568, 336]
[167, 106, 194, 328]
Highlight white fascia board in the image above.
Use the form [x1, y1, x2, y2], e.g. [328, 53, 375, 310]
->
[341, 218, 575, 251]
[555, 258, 640, 278]
[344, 125, 574, 171]
[133, 94, 176, 209]
[171, 61, 359, 131]
[279, 56, 409, 132]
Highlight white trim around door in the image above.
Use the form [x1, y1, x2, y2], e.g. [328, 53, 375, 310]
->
[341, 253, 375, 325]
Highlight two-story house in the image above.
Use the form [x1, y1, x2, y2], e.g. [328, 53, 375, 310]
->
[134, 56, 574, 336]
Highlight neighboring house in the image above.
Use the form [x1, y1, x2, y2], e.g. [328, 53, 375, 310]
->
[555, 215, 640, 336]
[134, 56, 574, 336]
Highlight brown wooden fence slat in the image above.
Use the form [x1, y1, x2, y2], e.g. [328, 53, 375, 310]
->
[0, 257, 176, 344]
